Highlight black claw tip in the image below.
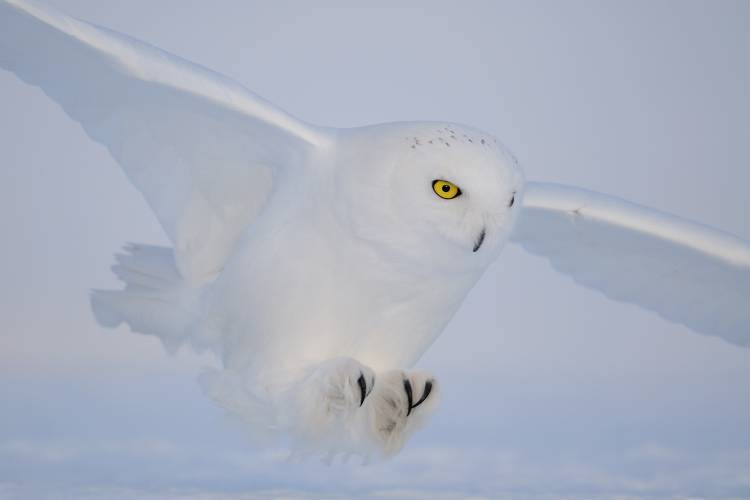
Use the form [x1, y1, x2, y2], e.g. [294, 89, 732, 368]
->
[403, 379, 414, 416]
[357, 372, 367, 406]
[410, 380, 433, 411]
[404, 379, 433, 417]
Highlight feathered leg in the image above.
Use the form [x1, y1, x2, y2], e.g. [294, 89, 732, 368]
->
[284, 360, 440, 457]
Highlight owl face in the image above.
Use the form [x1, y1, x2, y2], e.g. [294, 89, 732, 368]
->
[334, 122, 524, 271]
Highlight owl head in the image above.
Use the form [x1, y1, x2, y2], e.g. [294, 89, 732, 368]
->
[332, 122, 524, 272]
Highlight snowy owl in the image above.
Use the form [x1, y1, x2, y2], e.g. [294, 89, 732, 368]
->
[1, 0, 748, 458]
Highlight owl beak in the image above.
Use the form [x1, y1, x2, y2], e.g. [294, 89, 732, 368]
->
[473, 227, 486, 252]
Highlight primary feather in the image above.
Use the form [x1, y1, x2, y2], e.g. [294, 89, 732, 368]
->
[512, 182, 750, 346]
[0, 0, 329, 283]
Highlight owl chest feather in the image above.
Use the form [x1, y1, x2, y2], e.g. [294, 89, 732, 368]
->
[207, 194, 484, 371]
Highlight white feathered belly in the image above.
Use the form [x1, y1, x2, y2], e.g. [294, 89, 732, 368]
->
[202, 213, 481, 373]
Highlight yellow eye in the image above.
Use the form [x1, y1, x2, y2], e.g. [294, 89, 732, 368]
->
[432, 179, 462, 200]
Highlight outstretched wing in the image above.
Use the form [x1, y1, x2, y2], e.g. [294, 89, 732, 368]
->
[0, 0, 330, 282]
[512, 182, 750, 347]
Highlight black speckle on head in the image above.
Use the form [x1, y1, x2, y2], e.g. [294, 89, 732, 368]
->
[481, 138, 486, 145]
[411, 145, 416, 149]
[428, 140, 434, 144]
[445, 142, 450, 147]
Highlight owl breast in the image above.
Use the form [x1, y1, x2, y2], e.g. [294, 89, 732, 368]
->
[201, 196, 485, 373]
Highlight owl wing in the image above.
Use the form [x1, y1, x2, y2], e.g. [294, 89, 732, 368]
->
[0, 0, 330, 282]
[511, 182, 750, 347]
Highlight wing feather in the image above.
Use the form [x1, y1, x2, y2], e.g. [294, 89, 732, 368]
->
[512, 182, 750, 347]
[0, 0, 331, 281]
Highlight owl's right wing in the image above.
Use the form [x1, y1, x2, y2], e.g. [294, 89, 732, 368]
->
[511, 182, 750, 347]
[0, 0, 331, 282]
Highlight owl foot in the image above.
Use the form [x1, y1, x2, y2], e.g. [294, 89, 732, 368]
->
[363, 370, 440, 456]
[284, 360, 438, 458]
[287, 357, 376, 447]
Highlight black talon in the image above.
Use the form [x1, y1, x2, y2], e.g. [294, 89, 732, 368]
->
[410, 380, 433, 412]
[357, 372, 367, 406]
[403, 379, 414, 416]
[404, 379, 433, 416]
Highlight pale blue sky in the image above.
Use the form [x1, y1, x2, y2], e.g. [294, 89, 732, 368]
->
[1, 1, 749, 498]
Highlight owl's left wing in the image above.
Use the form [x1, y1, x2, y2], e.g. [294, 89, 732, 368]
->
[511, 182, 750, 347]
[0, 0, 331, 282]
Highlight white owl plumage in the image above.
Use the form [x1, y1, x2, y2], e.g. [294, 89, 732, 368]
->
[1, 0, 748, 458]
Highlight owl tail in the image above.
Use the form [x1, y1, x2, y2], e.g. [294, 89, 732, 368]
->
[91, 243, 203, 353]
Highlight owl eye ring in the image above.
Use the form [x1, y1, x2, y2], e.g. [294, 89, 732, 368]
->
[432, 179, 462, 200]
